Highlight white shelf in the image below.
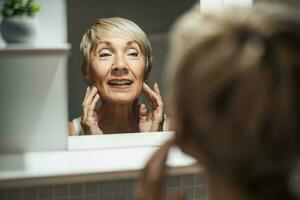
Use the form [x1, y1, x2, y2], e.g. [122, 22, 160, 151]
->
[0, 43, 71, 56]
[68, 132, 174, 150]
[0, 145, 197, 188]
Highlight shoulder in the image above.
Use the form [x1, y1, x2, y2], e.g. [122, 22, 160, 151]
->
[68, 117, 83, 136]
[162, 114, 171, 131]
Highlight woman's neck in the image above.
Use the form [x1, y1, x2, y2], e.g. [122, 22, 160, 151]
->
[97, 100, 140, 134]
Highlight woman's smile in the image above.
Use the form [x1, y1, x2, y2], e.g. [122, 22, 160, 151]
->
[108, 78, 133, 86]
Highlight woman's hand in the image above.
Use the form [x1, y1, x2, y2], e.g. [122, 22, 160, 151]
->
[139, 83, 164, 132]
[80, 85, 103, 135]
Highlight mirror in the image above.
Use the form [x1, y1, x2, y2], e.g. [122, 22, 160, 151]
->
[67, 0, 197, 135]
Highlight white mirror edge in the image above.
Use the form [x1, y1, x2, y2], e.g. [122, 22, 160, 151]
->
[68, 131, 174, 150]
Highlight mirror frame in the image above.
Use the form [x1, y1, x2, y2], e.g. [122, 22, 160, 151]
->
[68, 131, 174, 150]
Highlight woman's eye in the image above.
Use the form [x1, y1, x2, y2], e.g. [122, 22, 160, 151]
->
[99, 53, 111, 57]
[128, 52, 138, 57]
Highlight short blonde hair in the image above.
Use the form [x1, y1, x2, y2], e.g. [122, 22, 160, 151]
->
[80, 17, 152, 85]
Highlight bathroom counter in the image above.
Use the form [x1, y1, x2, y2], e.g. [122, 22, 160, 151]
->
[0, 133, 199, 188]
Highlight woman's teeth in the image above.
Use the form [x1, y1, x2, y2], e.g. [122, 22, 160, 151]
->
[108, 80, 132, 85]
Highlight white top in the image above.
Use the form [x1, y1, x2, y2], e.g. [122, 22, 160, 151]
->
[72, 114, 169, 135]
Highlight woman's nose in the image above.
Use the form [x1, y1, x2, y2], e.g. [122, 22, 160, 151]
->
[111, 56, 128, 76]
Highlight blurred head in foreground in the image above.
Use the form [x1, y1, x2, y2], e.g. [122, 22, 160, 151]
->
[136, 3, 300, 200]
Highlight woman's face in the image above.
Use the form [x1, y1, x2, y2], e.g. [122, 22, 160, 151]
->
[90, 37, 146, 104]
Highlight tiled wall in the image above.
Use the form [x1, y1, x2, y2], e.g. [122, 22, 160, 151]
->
[2, 169, 300, 200]
[0, 174, 208, 200]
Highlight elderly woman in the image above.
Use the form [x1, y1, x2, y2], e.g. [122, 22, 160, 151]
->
[136, 3, 300, 200]
[69, 17, 167, 135]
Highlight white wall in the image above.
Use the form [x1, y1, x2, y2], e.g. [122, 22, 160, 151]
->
[201, 0, 253, 11]
[200, 0, 300, 10]
[0, 0, 67, 45]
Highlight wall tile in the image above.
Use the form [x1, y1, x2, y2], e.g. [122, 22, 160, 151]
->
[167, 176, 181, 188]
[84, 182, 99, 196]
[84, 195, 98, 200]
[194, 174, 207, 186]
[99, 181, 113, 194]
[70, 197, 83, 200]
[182, 188, 194, 200]
[98, 194, 113, 200]
[7, 188, 21, 200]
[0, 189, 6, 200]
[54, 185, 69, 198]
[23, 187, 37, 200]
[70, 183, 84, 197]
[194, 186, 208, 199]
[113, 193, 127, 200]
[113, 180, 127, 194]
[126, 179, 137, 194]
[181, 175, 194, 188]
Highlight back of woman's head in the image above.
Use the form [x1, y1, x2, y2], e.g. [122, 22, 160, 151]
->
[169, 3, 300, 194]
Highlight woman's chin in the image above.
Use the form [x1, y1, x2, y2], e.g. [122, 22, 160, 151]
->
[104, 94, 139, 104]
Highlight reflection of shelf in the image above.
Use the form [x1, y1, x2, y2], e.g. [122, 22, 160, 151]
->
[0, 43, 71, 56]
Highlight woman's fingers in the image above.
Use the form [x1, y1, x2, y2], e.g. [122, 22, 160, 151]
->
[153, 83, 163, 118]
[85, 86, 98, 106]
[143, 83, 163, 113]
[139, 104, 148, 122]
[143, 83, 164, 132]
[153, 83, 163, 108]
[82, 85, 99, 122]
[82, 86, 90, 122]
[90, 93, 100, 108]
[87, 93, 100, 119]
[83, 86, 91, 104]
[153, 82, 161, 96]
[144, 83, 162, 104]
[143, 83, 158, 109]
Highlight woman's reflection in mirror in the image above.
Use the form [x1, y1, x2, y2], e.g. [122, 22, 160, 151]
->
[69, 17, 168, 135]
[136, 3, 300, 200]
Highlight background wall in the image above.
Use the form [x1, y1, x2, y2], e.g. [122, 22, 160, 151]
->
[67, 0, 197, 120]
